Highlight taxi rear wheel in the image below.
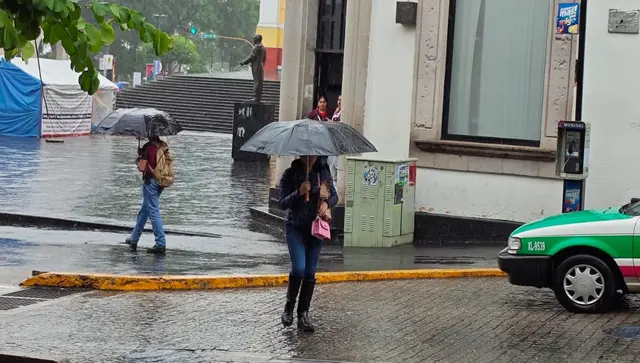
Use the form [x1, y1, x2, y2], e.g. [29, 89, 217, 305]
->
[553, 254, 617, 313]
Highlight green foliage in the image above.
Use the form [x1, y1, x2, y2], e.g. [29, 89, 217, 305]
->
[103, 0, 259, 79]
[139, 34, 199, 74]
[0, 0, 173, 94]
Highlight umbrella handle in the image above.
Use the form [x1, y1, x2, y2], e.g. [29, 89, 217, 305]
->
[305, 156, 310, 202]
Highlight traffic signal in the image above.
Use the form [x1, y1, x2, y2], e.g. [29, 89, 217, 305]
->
[190, 26, 197, 34]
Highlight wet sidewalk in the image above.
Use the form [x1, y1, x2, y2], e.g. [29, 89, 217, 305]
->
[1, 278, 639, 362]
[0, 226, 501, 286]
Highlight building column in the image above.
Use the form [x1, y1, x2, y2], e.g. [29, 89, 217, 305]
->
[256, 0, 286, 79]
[271, 0, 319, 187]
[335, 0, 372, 202]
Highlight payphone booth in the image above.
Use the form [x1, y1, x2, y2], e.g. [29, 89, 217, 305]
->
[556, 121, 590, 213]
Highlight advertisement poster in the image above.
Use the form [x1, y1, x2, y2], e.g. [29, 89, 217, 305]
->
[557, 3, 580, 34]
[562, 179, 584, 213]
[395, 164, 408, 187]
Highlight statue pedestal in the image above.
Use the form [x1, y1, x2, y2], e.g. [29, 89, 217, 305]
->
[232, 101, 276, 162]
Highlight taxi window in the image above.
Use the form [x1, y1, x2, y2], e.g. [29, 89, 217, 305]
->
[621, 201, 640, 216]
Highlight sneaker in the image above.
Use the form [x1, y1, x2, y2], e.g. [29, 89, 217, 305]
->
[146, 245, 166, 254]
[122, 238, 137, 252]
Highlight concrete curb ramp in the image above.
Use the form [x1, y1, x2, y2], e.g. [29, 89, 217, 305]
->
[21, 269, 506, 291]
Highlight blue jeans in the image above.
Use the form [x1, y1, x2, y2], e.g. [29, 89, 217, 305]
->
[286, 224, 322, 279]
[130, 178, 166, 247]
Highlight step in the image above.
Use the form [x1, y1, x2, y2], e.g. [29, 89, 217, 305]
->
[115, 99, 280, 118]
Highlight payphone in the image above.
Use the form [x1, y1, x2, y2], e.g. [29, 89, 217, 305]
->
[556, 121, 590, 213]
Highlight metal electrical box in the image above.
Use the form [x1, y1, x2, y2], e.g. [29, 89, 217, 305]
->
[343, 157, 418, 247]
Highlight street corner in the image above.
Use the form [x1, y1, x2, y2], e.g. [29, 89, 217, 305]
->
[3, 278, 640, 362]
[19, 268, 506, 291]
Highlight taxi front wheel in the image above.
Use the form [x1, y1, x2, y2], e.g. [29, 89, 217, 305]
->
[552, 254, 617, 314]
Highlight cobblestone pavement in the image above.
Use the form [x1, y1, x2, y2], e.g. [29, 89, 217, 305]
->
[2, 278, 640, 362]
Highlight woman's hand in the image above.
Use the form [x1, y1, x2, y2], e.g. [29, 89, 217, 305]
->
[299, 181, 311, 195]
[318, 201, 329, 218]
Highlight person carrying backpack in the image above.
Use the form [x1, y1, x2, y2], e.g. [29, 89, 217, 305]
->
[124, 136, 175, 254]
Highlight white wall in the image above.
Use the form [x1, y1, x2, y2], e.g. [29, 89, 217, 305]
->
[582, 0, 640, 209]
[416, 168, 562, 222]
[258, 0, 279, 27]
[362, 0, 416, 160]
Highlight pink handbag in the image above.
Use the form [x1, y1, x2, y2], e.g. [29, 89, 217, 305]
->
[312, 173, 331, 240]
[312, 217, 331, 240]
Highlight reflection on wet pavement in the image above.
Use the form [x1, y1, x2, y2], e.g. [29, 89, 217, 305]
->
[0, 132, 272, 235]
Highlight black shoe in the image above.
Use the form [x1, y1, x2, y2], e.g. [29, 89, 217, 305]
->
[123, 238, 137, 252]
[281, 275, 302, 327]
[297, 311, 315, 333]
[146, 245, 166, 254]
[297, 278, 316, 333]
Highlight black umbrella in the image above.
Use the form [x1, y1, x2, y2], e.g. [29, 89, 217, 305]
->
[239, 119, 377, 156]
[94, 108, 183, 138]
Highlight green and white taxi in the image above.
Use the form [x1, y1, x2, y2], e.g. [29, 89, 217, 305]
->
[498, 199, 640, 313]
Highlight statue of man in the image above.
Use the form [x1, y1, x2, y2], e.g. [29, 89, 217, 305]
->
[240, 34, 267, 102]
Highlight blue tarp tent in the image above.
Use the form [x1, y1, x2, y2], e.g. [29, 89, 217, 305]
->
[0, 58, 42, 137]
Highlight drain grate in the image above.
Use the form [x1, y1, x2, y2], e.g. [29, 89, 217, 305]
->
[0, 297, 42, 311]
[0, 288, 85, 311]
[604, 326, 640, 339]
[4, 287, 83, 299]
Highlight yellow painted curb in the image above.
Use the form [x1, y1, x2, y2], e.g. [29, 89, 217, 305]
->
[20, 269, 506, 291]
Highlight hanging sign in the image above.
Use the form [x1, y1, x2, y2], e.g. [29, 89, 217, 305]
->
[557, 3, 580, 34]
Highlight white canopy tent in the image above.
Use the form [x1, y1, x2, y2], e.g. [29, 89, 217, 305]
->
[7, 57, 118, 137]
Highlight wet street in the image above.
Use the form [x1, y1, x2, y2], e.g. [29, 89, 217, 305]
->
[2, 278, 640, 362]
[0, 132, 271, 235]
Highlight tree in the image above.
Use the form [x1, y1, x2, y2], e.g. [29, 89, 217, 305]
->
[139, 35, 200, 74]
[0, 0, 172, 94]
[101, 0, 259, 79]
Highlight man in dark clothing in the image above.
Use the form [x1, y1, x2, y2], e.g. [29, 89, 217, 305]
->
[240, 34, 267, 102]
[124, 136, 167, 254]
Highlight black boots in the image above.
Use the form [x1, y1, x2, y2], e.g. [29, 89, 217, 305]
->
[281, 276, 317, 332]
[297, 278, 316, 333]
[281, 275, 302, 327]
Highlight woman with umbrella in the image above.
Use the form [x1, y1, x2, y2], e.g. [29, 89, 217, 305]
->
[279, 154, 337, 332]
[239, 118, 377, 332]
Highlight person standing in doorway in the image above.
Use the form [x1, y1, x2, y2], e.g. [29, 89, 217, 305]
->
[308, 95, 331, 169]
[307, 95, 331, 121]
[278, 155, 338, 332]
[124, 136, 169, 254]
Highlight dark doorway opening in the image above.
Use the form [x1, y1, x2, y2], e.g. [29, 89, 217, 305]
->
[314, 0, 347, 111]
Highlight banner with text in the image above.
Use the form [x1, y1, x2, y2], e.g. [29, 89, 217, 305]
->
[41, 87, 92, 137]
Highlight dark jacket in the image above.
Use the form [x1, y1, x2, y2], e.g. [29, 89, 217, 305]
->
[279, 158, 338, 228]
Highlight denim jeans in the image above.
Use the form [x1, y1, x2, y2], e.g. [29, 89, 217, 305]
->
[285, 224, 322, 279]
[130, 178, 166, 247]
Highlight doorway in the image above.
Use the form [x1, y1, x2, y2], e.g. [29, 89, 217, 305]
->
[314, 0, 347, 110]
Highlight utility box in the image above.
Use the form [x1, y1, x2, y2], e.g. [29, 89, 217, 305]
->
[344, 157, 418, 247]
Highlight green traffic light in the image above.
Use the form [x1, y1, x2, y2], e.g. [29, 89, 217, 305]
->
[190, 27, 197, 34]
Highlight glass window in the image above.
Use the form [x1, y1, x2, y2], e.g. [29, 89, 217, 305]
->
[446, 0, 550, 143]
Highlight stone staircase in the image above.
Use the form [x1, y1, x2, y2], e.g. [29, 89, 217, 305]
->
[115, 75, 280, 134]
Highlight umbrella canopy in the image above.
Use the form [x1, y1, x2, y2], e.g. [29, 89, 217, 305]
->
[94, 108, 183, 137]
[239, 119, 377, 156]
